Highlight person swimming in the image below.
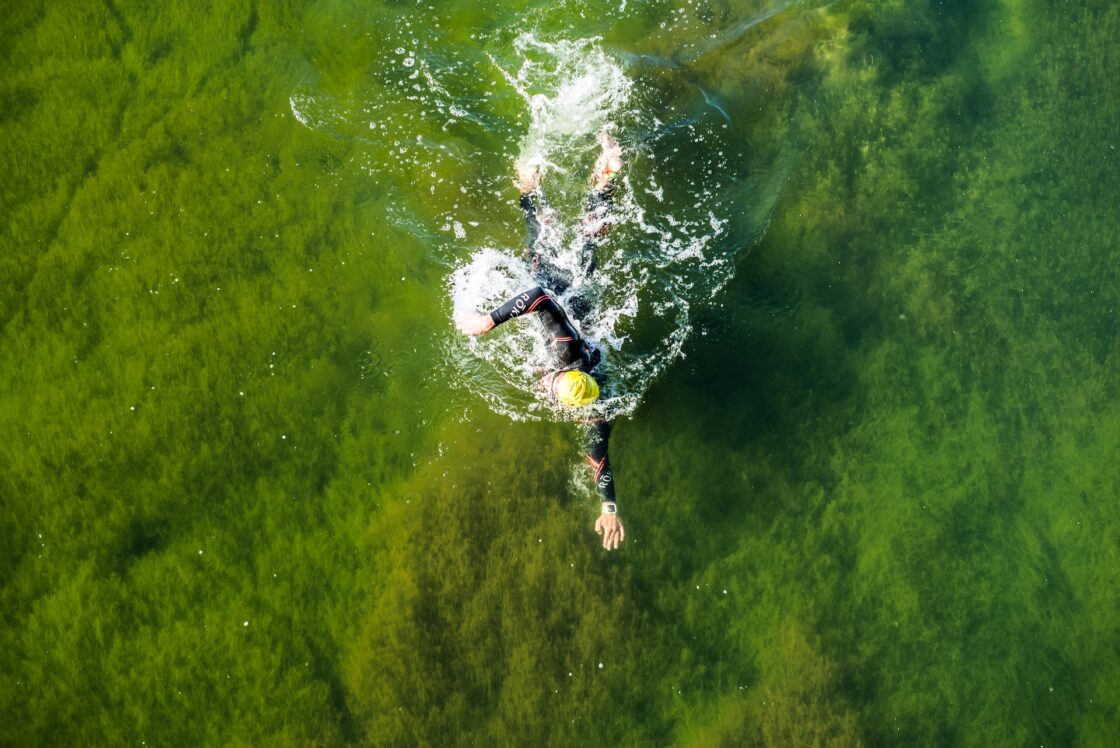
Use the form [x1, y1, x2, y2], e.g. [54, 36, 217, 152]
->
[457, 133, 626, 551]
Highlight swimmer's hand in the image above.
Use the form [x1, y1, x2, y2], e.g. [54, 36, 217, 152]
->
[456, 313, 495, 336]
[595, 513, 625, 551]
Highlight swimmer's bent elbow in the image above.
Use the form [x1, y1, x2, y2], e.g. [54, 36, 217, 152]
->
[490, 286, 553, 326]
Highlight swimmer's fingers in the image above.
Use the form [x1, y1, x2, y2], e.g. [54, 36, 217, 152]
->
[607, 524, 621, 551]
[596, 515, 624, 551]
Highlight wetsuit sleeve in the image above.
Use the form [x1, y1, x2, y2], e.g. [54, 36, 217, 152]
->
[489, 286, 566, 328]
[584, 419, 616, 503]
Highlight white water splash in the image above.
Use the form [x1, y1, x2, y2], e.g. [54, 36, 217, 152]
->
[289, 22, 773, 423]
[449, 34, 737, 422]
[494, 35, 633, 173]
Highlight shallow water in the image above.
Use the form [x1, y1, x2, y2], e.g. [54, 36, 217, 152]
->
[2, 0, 1119, 745]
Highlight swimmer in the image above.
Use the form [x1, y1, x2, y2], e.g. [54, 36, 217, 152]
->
[457, 133, 625, 550]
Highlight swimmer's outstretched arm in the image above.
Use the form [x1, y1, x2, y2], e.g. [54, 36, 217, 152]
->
[586, 419, 624, 551]
[578, 132, 624, 273]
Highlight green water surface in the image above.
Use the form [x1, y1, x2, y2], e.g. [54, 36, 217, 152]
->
[2, 0, 1118, 745]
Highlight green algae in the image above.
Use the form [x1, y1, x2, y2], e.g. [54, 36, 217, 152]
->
[2, 0, 1119, 745]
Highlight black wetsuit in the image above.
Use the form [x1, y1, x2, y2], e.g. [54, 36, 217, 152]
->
[488, 286, 616, 503]
[486, 184, 619, 504]
[489, 287, 600, 372]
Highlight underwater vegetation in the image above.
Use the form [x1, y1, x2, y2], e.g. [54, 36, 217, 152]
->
[2, 0, 1118, 745]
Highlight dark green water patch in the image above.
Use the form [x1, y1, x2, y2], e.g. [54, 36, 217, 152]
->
[2, 0, 1119, 745]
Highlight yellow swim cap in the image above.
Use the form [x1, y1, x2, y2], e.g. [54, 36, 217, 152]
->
[555, 370, 600, 407]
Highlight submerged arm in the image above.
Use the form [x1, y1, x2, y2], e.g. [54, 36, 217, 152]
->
[585, 419, 624, 551]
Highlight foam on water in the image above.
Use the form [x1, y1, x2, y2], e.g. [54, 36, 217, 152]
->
[493, 35, 633, 173]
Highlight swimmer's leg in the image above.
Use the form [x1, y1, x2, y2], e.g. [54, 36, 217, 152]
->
[515, 159, 549, 276]
[515, 159, 543, 243]
[520, 191, 544, 251]
[579, 132, 624, 277]
[514, 161, 573, 294]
